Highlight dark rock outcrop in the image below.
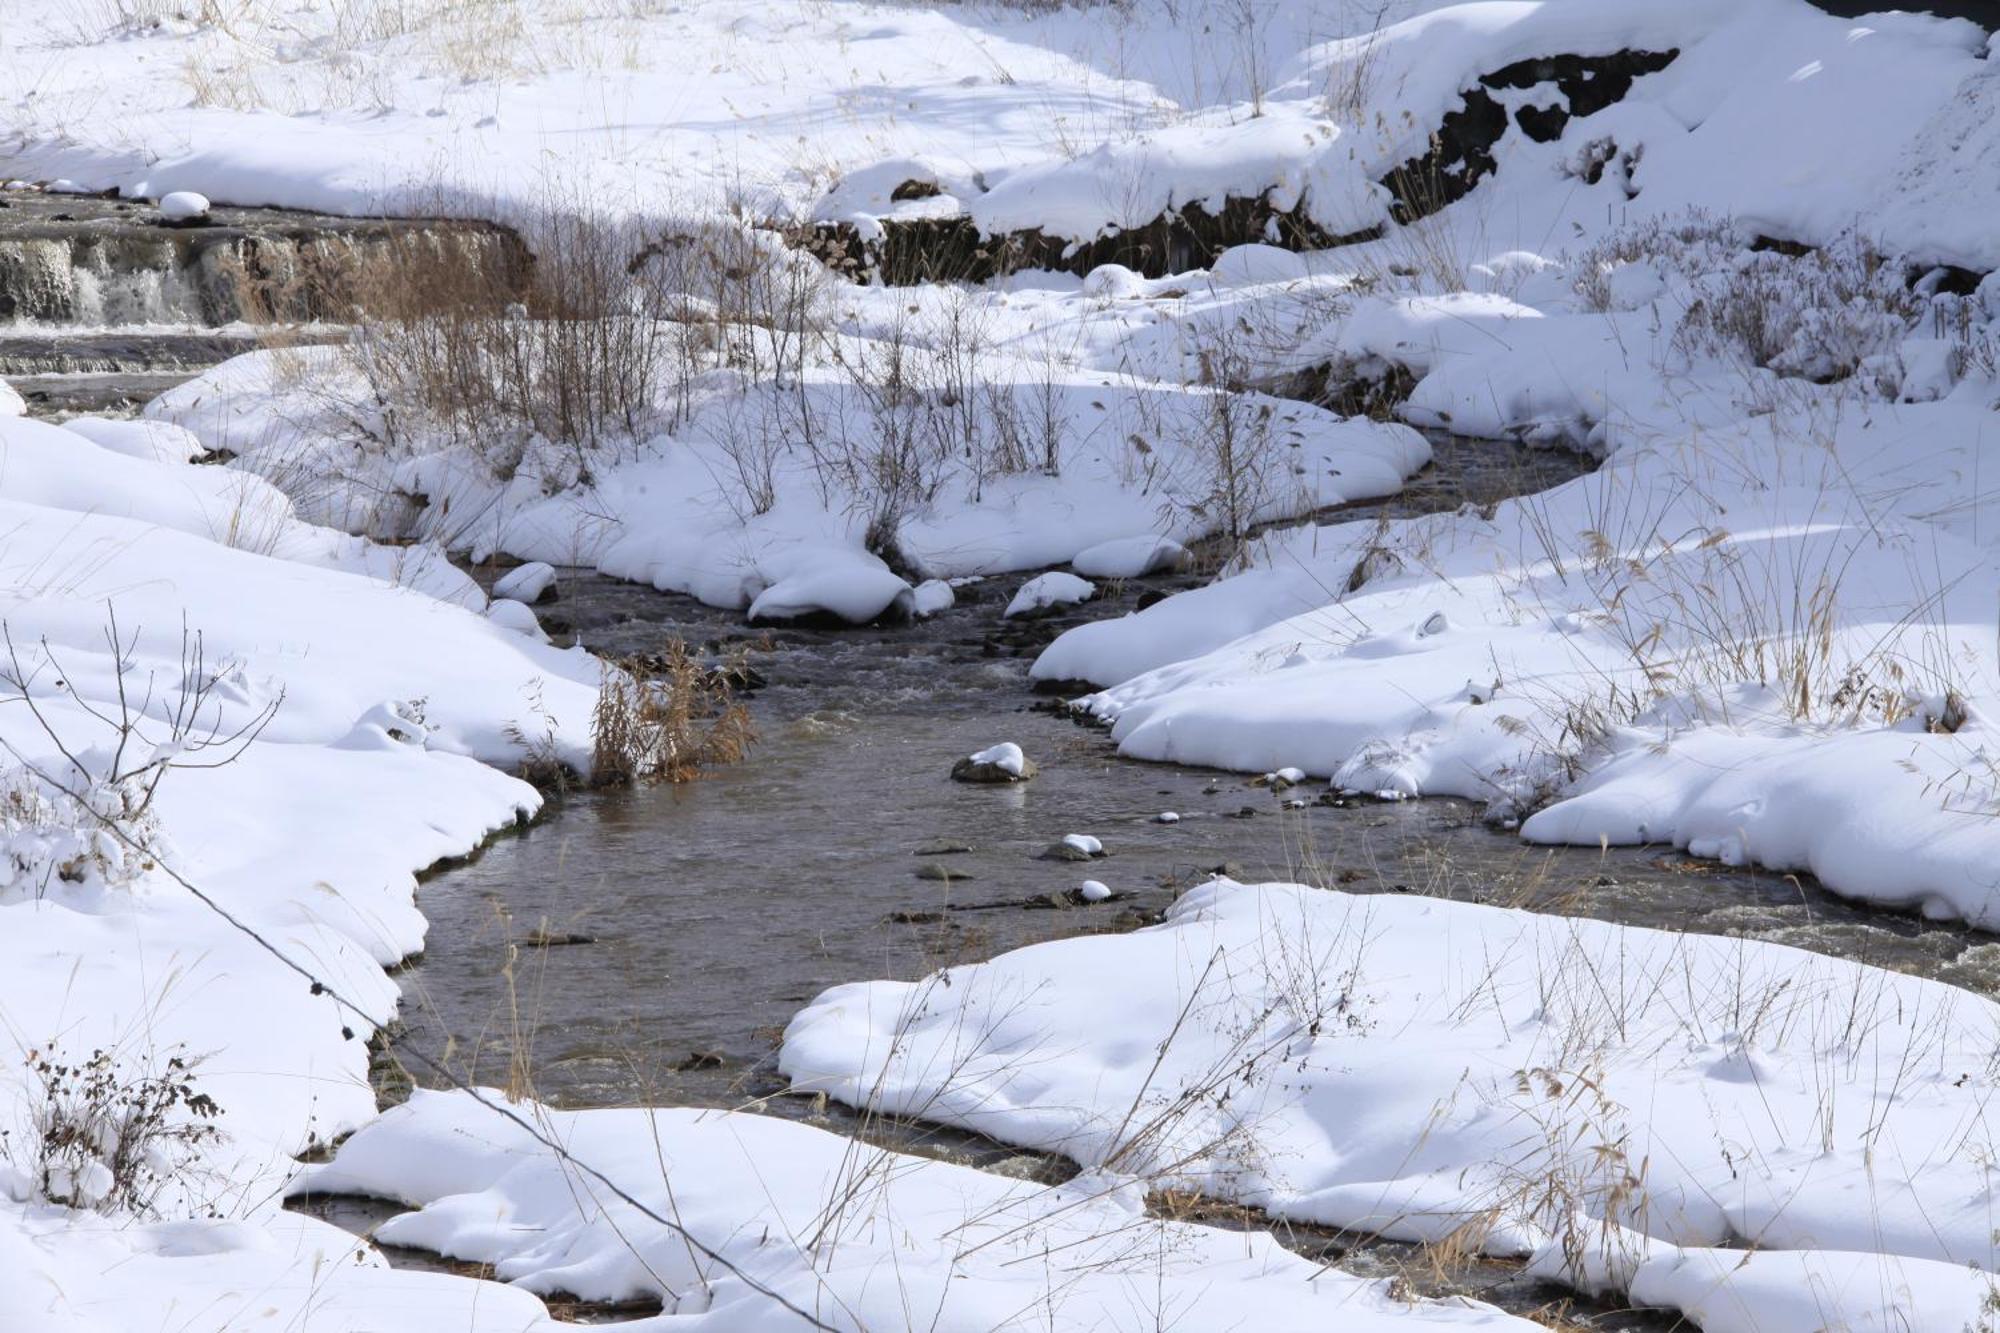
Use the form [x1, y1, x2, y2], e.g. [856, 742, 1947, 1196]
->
[1381, 49, 1679, 224]
[802, 48, 1680, 285]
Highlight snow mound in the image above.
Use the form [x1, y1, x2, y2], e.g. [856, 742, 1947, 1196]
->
[1005, 571, 1095, 618]
[297, 1088, 1535, 1332]
[746, 549, 913, 625]
[491, 561, 556, 603]
[62, 417, 206, 465]
[1072, 535, 1189, 578]
[158, 190, 209, 221]
[784, 878, 2000, 1322]
[910, 578, 955, 617]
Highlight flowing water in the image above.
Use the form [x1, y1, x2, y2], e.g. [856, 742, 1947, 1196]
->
[13, 193, 1991, 1323]
[296, 434, 1996, 1326]
[1, 189, 521, 418]
[392, 438, 2000, 1115]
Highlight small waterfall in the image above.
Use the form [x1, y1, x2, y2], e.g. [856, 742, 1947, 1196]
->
[1, 193, 530, 417]
[1, 197, 529, 329]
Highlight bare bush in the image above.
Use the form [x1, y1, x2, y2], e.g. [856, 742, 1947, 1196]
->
[1569, 209, 1732, 314]
[1674, 236, 1917, 388]
[349, 201, 681, 480]
[0, 615, 280, 901]
[6, 1043, 222, 1215]
[1187, 334, 1291, 559]
[1571, 214, 1921, 391]
[811, 294, 1074, 558]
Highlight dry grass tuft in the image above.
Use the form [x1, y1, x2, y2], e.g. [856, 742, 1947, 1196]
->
[589, 642, 754, 786]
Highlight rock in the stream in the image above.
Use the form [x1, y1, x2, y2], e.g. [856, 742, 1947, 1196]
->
[952, 742, 1037, 783]
[485, 598, 546, 639]
[916, 862, 975, 882]
[1072, 535, 1189, 579]
[1077, 879, 1112, 903]
[158, 190, 211, 224]
[911, 578, 955, 618]
[673, 1050, 726, 1072]
[1003, 572, 1095, 619]
[914, 838, 974, 855]
[1040, 833, 1105, 861]
[494, 560, 558, 604]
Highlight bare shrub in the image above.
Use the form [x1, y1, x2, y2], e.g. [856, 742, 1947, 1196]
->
[821, 295, 1047, 558]
[1188, 334, 1290, 558]
[1674, 236, 1918, 388]
[0, 615, 280, 900]
[1320, 6, 1395, 123]
[1569, 209, 1732, 314]
[1574, 214, 1921, 390]
[589, 642, 753, 785]
[638, 223, 833, 389]
[349, 195, 686, 481]
[6, 1043, 222, 1215]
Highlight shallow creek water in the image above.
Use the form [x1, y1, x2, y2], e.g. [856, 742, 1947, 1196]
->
[310, 436, 2000, 1326]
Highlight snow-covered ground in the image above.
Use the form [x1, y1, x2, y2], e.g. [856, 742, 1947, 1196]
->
[0, 406, 602, 1328]
[782, 876, 2000, 1328]
[10, 0, 2000, 1327]
[300, 1088, 1545, 1331]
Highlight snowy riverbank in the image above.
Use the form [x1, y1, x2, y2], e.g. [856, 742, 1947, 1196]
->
[9, 0, 2000, 1328]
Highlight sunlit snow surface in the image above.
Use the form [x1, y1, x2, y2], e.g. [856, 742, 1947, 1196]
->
[8, 0, 2000, 1328]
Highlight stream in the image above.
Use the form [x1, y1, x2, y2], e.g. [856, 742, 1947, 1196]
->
[295, 434, 2000, 1329]
[8, 194, 1994, 1326]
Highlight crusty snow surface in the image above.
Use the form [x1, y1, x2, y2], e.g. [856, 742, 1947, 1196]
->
[8, 0, 2000, 1328]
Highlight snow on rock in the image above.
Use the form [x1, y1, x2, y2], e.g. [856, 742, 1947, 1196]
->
[1004, 571, 1096, 618]
[490, 560, 556, 604]
[298, 1088, 1535, 1332]
[1071, 534, 1189, 578]
[910, 577, 955, 617]
[951, 741, 1035, 783]
[968, 107, 1387, 244]
[1061, 833, 1103, 856]
[1077, 878, 1112, 902]
[482, 597, 546, 640]
[813, 156, 982, 231]
[784, 878, 2000, 1320]
[746, 550, 914, 625]
[156, 190, 209, 221]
